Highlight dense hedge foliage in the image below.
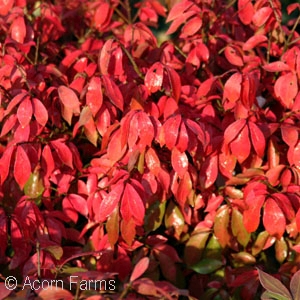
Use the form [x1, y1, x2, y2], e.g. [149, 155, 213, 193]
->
[0, 0, 300, 299]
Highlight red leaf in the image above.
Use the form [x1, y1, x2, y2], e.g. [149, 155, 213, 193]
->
[229, 122, 251, 164]
[11, 16, 26, 43]
[0, 283, 12, 300]
[32, 98, 48, 127]
[121, 218, 136, 246]
[200, 155, 218, 189]
[145, 62, 164, 94]
[84, 118, 98, 146]
[17, 96, 32, 128]
[98, 39, 114, 75]
[102, 75, 124, 111]
[98, 183, 123, 222]
[130, 257, 150, 282]
[252, 7, 273, 27]
[41, 144, 55, 181]
[145, 148, 161, 175]
[263, 61, 291, 72]
[0, 114, 17, 138]
[171, 147, 188, 178]
[243, 34, 268, 51]
[248, 121, 265, 158]
[238, 0, 254, 25]
[274, 72, 298, 109]
[223, 73, 242, 103]
[181, 16, 202, 37]
[121, 183, 145, 226]
[263, 198, 286, 239]
[68, 194, 88, 218]
[50, 139, 73, 169]
[130, 111, 154, 151]
[287, 3, 300, 15]
[176, 121, 189, 152]
[243, 183, 266, 232]
[166, 11, 194, 35]
[165, 66, 181, 102]
[162, 114, 181, 150]
[94, 2, 112, 29]
[166, 0, 194, 23]
[224, 46, 244, 67]
[281, 124, 298, 147]
[107, 129, 127, 162]
[14, 145, 31, 189]
[37, 288, 73, 300]
[86, 76, 103, 117]
[0, 0, 14, 16]
[58, 85, 81, 125]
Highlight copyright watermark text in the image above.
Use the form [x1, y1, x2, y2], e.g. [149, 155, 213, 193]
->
[5, 276, 116, 292]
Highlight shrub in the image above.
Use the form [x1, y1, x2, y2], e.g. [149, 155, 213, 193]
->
[0, 0, 299, 299]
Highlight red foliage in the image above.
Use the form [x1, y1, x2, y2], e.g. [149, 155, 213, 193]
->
[0, 0, 300, 299]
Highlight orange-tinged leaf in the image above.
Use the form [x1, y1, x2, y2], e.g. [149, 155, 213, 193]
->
[263, 198, 286, 239]
[106, 206, 120, 247]
[98, 183, 123, 222]
[14, 146, 31, 190]
[274, 73, 298, 109]
[84, 118, 98, 146]
[17, 96, 32, 128]
[145, 147, 161, 175]
[231, 208, 250, 247]
[214, 205, 231, 248]
[130, 257, 150, 282]
[121, 218, 136, 246]
[171, 147, 188, 178]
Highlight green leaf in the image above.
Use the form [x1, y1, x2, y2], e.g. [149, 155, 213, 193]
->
[190, 258, 223, 274]
[290, 269, 300, 300]
[257, 269, 292, 300]
[144, 201, 166, 233]
[24, 171, 44, 199]
[261, 291, 291, 300]
[44, 245, 63, 260]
